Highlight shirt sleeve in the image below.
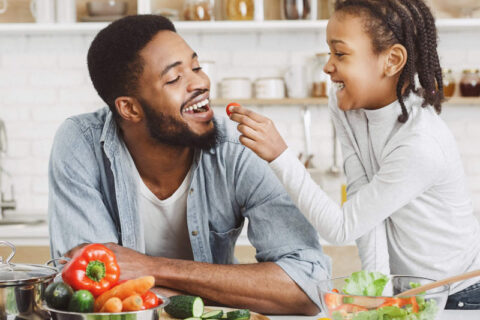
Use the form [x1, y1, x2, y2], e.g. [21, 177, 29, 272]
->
[329, 96, 390, 274]
[233, 146, 332, 308]
[48, 119, 119, 259]
[269, 133, 445, 246]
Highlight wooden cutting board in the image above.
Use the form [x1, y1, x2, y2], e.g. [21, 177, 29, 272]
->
[160, 306, 270, 320]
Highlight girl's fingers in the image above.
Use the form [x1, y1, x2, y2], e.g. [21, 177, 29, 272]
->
[237, 123, 261, 141]
[229, 104, 267, 123]
[239, 135, 258, 151]
[230, 112, 262, 130]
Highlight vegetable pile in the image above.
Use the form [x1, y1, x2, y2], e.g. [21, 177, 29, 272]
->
[164, 295, 251, 320]
[44, 243, 161, 313]
[323, 271, 439, 320]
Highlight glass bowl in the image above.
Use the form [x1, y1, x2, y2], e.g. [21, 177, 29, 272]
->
[317, 275, 449, 320]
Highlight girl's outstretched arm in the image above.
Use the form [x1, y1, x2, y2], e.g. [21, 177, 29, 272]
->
[228, 104, 287, 162]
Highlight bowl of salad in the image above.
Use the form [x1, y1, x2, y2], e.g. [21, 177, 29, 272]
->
[317, 271, 449, 320]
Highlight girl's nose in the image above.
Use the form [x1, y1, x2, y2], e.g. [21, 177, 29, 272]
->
[323, 56, 335, 74]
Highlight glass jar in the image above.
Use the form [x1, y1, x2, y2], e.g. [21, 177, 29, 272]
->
[225, 0, 254, 20]
[283, 0, 311, 20]
[442, 68, 455, 97]
[459, 69, 480, 97]
[183, 0, 213, 21]
[311, 53, 329, 97]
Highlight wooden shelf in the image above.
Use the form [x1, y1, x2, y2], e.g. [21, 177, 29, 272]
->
[1, 18, 480, 35]
[211, 98, 328, 106]
[211, 97, 480, 106]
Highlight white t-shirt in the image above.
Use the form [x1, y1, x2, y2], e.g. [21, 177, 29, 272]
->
[269, 91, 480, 293]
[129, 153, 194, 260]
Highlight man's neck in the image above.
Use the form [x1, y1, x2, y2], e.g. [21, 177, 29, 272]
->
[122, 129, 194, 200]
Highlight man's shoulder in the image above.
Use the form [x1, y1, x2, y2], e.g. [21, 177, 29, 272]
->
[64, 107, 110, 133]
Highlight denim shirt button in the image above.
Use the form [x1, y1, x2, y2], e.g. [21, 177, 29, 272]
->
[458, 301, 464, 308]
[189, 188, 194, 194]
[191, 230, 198, 236]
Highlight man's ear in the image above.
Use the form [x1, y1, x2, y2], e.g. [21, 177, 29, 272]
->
[115, 96, 143, 123]
[384, 44, 407, 77]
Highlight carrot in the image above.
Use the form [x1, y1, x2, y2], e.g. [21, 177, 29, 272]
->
[122, 294, 144, 311]
[99, 297, 122, 313]
[94, 276, 155, 311]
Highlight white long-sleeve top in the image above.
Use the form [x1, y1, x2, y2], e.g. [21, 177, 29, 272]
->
[269, 91, 480, 293]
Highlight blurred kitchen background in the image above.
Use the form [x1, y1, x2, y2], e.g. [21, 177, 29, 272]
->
[1, 0, 480, 276]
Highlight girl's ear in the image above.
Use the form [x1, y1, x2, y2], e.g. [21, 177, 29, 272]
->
[115, 96, 143, 123]
[384, 44, 408, 77]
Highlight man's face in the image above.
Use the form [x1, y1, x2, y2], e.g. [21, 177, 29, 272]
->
[136, 31, 217, 149]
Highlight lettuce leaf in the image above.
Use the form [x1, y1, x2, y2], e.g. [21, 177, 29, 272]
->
[343, 271, 390, 296]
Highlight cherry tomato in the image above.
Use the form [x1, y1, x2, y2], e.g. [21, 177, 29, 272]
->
[226, 102, 241, 116]
[141, 290, 159, 310]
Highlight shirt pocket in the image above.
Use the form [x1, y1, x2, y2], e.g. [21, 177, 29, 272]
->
[209, 222, 244, 264]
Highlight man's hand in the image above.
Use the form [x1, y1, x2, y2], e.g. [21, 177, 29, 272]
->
[102, 242, 152, 280]
[63, 243, 89, 263]
[228, 104, 288, 163]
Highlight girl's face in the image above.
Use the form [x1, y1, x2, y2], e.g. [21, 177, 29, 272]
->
[324, 12, 397, 111]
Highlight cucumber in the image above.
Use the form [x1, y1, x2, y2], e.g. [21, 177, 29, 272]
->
[164, 295, 204, 318]
[202, 310, 224, 319]
[226, 309, 250, 320]
[44, 282, 74, 310]
[67, 290, 94, 313]
[184, 318, 202, 320]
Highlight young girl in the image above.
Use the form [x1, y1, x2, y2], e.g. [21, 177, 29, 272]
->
[229, 0, 480, 309]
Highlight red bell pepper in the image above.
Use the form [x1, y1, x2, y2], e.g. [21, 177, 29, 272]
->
[62, 243, 120, 297]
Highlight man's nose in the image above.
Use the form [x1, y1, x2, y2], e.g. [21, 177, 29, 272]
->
[187, 70, 210, 93]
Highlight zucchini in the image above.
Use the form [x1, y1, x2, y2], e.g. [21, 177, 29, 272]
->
[164, 295, 204, 318]
[202, 310, 224, 319]
[184, 318, 202, 320]
[67, 290, 94, 313]
[226, 309, 250, 320]
[44, 282, 74, 310]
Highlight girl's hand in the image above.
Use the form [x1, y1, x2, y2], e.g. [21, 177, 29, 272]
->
[228, 104, 287, 162]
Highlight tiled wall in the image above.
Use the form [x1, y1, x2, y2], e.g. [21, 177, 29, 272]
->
[0, 27, 479, 224]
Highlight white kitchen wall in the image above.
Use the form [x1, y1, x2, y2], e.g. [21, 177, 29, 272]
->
[0, 27, 480, 222]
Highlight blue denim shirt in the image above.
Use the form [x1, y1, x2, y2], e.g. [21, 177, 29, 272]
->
[48, 107, 331, 307]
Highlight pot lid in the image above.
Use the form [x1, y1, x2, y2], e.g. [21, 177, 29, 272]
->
[0, 241, 57, 284]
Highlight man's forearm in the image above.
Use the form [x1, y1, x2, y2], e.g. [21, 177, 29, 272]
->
[146, 257, 319, 315]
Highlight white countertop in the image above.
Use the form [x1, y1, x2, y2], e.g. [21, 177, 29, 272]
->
[269, 310, 480, 319]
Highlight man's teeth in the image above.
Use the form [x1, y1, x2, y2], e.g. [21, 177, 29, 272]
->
[334, 82, 345, 90]
[184, 99, 209, 113]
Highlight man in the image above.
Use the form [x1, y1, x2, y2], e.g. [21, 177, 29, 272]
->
[48, 15, 330, 315]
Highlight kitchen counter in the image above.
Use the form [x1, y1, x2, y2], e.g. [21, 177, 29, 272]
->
[269, 310, 480, 319]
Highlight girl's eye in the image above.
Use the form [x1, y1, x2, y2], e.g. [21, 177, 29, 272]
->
[193, 67, 202, 72]
[166, 76, 180, 85]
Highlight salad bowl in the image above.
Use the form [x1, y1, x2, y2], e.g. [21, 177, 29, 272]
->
[317, 273, 449, 320]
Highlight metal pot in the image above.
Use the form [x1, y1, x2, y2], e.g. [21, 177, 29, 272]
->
[43, 294, 169, 320]
[0, 240, 58, 320]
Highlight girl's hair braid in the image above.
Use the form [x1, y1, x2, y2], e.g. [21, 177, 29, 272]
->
[334, 0, 444, 123]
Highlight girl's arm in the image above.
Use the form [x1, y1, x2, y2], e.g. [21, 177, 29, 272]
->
[329, 100, 390, 274]
[228, 104, 444, 245]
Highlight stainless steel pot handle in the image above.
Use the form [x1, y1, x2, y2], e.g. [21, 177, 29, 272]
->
[0, 240, 15, 265]
[45, 257, 71, 268]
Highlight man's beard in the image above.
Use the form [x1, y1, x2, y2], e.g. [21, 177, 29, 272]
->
[140, 99, 218, 150]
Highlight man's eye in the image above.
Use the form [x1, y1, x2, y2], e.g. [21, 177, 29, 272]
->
[193, 67, 202, 72]
[335, 52, 345, 57]
[166, 76, 180, 84]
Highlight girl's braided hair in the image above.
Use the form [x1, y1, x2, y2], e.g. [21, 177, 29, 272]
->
[334, 0, 444, 123]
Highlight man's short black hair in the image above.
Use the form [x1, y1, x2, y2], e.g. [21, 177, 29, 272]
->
[87, 15, 176, 119]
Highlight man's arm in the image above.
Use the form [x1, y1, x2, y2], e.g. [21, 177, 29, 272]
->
[102, 243, 318, 315]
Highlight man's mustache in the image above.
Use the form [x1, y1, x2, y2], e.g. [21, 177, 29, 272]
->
[181, 89, 208, 110]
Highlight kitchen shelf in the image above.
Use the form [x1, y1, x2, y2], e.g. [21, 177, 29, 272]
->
[1, 18, 480, 35]
[211, 97, 480, 106]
